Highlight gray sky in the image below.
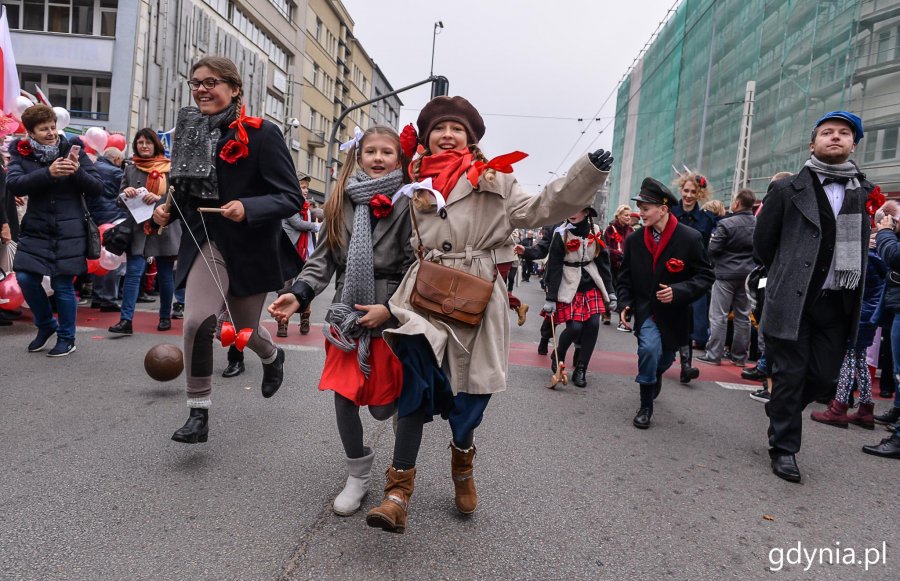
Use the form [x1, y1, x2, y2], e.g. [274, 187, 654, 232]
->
[343, 0, 676, 191]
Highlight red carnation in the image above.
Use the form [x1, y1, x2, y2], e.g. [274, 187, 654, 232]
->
[219, 139, 249, 164]
[666, 258, 685, 273]
[370, 194, 393, 219]
[149, 170, 160, 180]
[695, 175, 708, 189]
[399, 123, 418, 158]
[565, 238, 581, 252]
[16, 140, 32, 157]
[302, 200, 310, 212]
[866, 185, 885, 219]
[611, 231, 622, 243]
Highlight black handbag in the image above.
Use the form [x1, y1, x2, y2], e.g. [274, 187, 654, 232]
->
[80, 195, 101, 259]
[102, 219, 135, 256]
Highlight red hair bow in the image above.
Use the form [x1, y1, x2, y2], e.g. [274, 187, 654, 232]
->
[466, 151, 528, 186]
[229, 104, 263, 145]
[866, 186, 885, 222]
[587, 233, 606, 249]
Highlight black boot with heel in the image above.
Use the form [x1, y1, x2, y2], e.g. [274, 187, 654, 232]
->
[679, 345, 700, 384]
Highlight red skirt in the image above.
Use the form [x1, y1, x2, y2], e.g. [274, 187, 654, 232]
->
[319, 337, 402, 406]
[554, 287, 605, 323]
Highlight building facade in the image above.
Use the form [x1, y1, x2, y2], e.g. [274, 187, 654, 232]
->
[610, 0, 900, 218]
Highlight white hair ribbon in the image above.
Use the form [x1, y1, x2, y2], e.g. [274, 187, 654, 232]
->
[339, 126, 364, 152]
[392, 178, 446, 212]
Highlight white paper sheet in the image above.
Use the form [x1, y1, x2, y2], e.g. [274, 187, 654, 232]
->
[120, 188, 155, 224]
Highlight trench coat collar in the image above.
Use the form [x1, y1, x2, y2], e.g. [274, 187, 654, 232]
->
[789, 167, 820, 231]
[444, 172, 505, 207]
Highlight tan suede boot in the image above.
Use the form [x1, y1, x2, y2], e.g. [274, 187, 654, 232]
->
[365, 467, 416, 533]
[450, 443, 478, 514]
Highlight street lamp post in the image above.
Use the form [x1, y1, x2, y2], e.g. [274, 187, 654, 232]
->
[430, 21, 444, 76]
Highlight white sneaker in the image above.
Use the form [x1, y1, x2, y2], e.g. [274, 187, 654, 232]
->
[616, 322, 632, 332]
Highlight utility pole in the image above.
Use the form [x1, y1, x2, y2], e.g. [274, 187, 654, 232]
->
[731, 80, 756, 204]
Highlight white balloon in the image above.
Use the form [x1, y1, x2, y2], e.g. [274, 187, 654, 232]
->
[99, 248, 125, 270]
[83, 126, 109, 151]
[52, 107, 71, 131]
[14, 96, 33, 118]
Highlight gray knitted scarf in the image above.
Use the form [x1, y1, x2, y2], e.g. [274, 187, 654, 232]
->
[804, 155, 865, 290]
[28, 136, 60, 163]
[324, 168, 404, 377]
[170, 104, 236, 201]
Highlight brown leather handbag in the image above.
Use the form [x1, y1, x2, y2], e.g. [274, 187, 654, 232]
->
[407, 205, 495, 327]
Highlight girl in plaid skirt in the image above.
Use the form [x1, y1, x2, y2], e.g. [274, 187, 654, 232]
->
[542, 207, 615, 387]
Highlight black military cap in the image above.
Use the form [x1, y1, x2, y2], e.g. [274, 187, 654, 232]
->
[631, 177, 678, 207]
[583, 207, 599, 218]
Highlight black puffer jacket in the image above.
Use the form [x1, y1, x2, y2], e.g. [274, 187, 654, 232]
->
[8, 136, 104, 276]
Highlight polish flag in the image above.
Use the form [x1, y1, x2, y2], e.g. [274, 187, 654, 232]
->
[0, 6, 20, 114]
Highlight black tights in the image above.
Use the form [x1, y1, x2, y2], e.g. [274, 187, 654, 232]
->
[557, 315, 601, 366]
[333, 393, 395, 459]
[392, 410, 476, 470]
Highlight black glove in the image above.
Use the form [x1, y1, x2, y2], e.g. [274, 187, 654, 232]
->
[589, 149, 613, 172]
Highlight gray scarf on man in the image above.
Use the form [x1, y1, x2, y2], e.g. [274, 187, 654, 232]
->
[804, 154, 865, 290]
[170, 104, 236, 201]
[324, 168, 404, 377]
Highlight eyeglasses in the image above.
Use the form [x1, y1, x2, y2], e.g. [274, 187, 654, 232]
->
[187, 78, 228, 90]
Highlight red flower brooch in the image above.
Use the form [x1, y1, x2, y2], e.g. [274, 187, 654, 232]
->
[565, 238, 581, 252]
[666, 258, 685, 273]
[370, 194, 393, 219]
[16, 140, 32, 157]
[149, 170, 160, 180]
[866, 186, 885, 223]
[219, 105, 263, 164]
[400, 123, 418, 158]
[695, 174, 708, 189]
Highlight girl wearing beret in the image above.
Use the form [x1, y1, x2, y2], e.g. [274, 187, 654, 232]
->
[542, 207, 615, 388]
[365, 95, 613, 533]
[268, 125, 413, 517]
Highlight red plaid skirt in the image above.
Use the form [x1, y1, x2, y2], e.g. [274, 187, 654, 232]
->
[553, 287, 605, 323]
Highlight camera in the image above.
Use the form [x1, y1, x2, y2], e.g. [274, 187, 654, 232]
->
[286, 117, 300, 129]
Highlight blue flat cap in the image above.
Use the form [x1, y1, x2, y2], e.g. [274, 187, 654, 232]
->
[814, 111, 864, 144]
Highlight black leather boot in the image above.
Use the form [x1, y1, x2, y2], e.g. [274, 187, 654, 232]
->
[634, 384, 654, 428]
[679, 345, 700, 383]
[572, 364, 587, 388]
[171, 408, 209, 443]
[108, 319, 133, 335]
[261, 347, 285, 398]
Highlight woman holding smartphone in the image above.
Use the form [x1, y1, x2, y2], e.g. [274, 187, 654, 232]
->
[8, 104, 103, 356]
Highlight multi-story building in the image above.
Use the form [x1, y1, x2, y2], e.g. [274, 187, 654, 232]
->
[371, 64, 402, 129]
[610, 0, 900, 218]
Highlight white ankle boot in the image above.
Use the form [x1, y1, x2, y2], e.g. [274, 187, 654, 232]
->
[333, 447, 375, 516]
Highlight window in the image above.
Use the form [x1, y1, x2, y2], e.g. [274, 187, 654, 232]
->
[265, 93, 285, 122]
[3, 0, 117, 36]
[315, 17, 322, 43]
[267, 0, 291, 20]
[230, 6, 288, 71]
[19, 69, 111, 120]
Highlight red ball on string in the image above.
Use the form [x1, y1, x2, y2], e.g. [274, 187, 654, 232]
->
[220, 321, 236, 347]
[0, 272, 24, 311]
[87, 258, 108, 276]
[235, 328, 253, 352]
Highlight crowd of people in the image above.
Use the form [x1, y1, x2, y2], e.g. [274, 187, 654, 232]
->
[1, 55, 898, 537]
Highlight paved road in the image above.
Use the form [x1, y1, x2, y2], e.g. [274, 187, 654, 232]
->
[1, 279, 896, 579]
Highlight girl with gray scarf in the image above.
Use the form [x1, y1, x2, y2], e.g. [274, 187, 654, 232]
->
[269, 126, 413, 516]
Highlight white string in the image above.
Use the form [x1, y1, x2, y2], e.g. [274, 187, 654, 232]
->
[166, 193, 235, 328]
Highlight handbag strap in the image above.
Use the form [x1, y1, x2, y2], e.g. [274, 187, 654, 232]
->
[79, 193, 92, 222]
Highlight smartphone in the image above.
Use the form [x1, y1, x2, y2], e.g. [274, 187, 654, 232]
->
[68, 145, 81, 161]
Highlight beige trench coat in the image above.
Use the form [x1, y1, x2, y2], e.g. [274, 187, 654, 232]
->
[384, 155, 607, 394]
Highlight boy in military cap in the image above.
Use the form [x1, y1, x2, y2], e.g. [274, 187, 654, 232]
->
[616, 177, 715, 428]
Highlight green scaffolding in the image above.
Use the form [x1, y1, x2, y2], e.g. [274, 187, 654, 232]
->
[610, 0, 899, 218]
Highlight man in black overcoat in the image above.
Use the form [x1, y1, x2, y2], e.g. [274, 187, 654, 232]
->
[754, 111, 872, 482]
[617, 178, 714, 429]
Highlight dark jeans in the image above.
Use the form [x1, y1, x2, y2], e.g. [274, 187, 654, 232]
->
[764, 291, 850, 457]
[18, 271, 77, 341]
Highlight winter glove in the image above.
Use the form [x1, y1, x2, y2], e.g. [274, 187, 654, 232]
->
[542, 302, 557, 314]
[588, 149, 614, 171]
[607, 294, 618, 313]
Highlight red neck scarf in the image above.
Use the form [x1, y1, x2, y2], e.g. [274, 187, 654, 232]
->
[414, 149, 474, 199]
[644, 214, 678, 271]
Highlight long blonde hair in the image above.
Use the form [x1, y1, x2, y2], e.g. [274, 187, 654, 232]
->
[323, 126, 408, 251]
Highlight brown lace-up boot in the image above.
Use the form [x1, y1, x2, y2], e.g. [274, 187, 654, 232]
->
[810, 400, 849, 428]
[450, 443, 478, 514]
[366, 467, 416, 533]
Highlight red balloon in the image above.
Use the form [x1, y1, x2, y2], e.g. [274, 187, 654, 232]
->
[107, 133, 127, 150]
[235, 328, 253, 352]
[86, 259, 109, 276]
[220, 321, 236, 347]
[0, 272, 24, 311]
